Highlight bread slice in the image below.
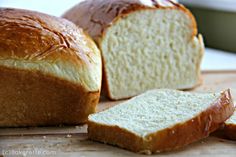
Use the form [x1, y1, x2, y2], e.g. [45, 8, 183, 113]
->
[222, 109, 236, 140]
[0, 8, 102, 127]
[63, 0, 204, 100]
[88, 89, 234, 154]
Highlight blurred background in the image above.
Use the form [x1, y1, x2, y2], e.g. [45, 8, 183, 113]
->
[0, 0, 235, 71]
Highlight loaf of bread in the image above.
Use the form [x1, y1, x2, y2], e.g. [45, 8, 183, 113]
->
[0, 8, 102, 127]
[63, 0, 204, 100]
[88, 89, 234, 154]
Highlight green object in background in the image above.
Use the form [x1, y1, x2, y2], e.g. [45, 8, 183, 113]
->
[188, 7, 236, 52]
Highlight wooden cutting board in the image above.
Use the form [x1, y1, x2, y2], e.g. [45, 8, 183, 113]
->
[0, 71, 236, 157]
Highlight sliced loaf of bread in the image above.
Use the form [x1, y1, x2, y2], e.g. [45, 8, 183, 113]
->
[63, 0, 204, 100]
[88, 89, 234, 154]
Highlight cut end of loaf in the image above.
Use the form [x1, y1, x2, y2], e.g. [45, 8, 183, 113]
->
[88, 89, 234, 153]
[101, 8, 204, 100]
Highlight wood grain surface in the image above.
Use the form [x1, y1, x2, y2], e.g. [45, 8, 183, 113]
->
[0, 71, 236, 157]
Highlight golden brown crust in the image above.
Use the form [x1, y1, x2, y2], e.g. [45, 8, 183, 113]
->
[0, 8, 98, 65]
[0, 8, 102, 90]
[88, 89, 234, 153]
[0, 66, 100, 127]
[222, 123, 236, 140]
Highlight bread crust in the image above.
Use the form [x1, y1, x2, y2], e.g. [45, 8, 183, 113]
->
[0, 8, 102, 126]
[0, 8, 99, 66]
[63, 0, 200, 100]
[0, 8, 102, 90]
[223, 123, 236, 140]
[88, 89, 234, 153]
[0, 66, 100, 127]
[219, 108, 236, 140]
